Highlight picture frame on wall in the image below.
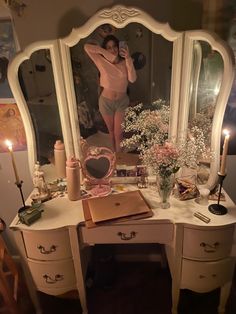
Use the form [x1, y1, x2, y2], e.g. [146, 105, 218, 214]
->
[0, 99, 27, 152]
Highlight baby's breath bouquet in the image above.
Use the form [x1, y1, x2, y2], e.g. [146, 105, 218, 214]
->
[121, 99, 170, 152]
[122, 99, 211, 176]
[121, 99, 211, 208]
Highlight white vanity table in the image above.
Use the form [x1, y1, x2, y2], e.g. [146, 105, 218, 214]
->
[10, 187, 236, 314]
[7, 4, 236, 314]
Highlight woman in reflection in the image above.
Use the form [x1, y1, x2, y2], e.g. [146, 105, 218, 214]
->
[84, 35, 137, 152]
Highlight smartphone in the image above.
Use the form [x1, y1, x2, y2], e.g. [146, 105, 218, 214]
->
[119, 41, 127, 50]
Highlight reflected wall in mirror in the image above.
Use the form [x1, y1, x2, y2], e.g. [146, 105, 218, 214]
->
[67, 22, 174, 151]
[19, 49, 63, 165]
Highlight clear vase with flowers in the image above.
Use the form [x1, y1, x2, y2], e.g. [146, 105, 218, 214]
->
[141, 142, 180, 208]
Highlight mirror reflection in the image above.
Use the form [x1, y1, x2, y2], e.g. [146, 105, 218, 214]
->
[19, 49, 63, 165]
[188, 41, 223, 184]
[70, 23, 173, 152]
[82, 146, 115, 197]
[85, 157, 110, 179]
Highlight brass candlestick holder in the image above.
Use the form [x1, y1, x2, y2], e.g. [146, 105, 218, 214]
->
[16, 180, 31, 212]
[208, 172, 227, 215]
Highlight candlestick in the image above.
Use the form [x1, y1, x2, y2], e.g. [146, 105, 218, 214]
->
[219, 130, 230, 175]
[208, 172, 227, 215]
[5, 139, 20, 184]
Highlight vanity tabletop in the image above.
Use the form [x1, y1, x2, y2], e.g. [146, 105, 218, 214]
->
[10, 184, 236, 231]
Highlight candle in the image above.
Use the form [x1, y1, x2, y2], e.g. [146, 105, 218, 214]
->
[220, 129, 230, 175]
[5, 139, 20, 184]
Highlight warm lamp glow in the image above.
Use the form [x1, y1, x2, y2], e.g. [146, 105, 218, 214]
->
[223, 129, 230, 136]
[5, 139, 13, 151]
[5, 139, 20, 183]
[220, 129, 230, 175]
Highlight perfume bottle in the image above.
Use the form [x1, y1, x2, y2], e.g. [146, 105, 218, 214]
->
[66, 156, 81, 201]
[54, 140, 66, 179]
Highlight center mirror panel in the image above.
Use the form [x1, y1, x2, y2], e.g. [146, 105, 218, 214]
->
[59, 6, 183, 160]
[69, 23, 173, 150]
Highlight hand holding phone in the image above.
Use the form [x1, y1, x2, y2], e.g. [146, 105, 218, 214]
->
[119, 41, 128, 58]
[119, 41, 127, 50]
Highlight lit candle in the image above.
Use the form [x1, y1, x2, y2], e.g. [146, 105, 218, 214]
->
[5, 139, 20, 184]
[220, 129, 230, 175]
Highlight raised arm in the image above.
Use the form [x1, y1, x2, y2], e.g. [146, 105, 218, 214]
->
[84, 43, 116, 65]
[120, 46, 137, 83]
[125, 57, 137, 83]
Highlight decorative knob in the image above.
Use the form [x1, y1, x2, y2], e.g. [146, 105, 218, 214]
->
[37, 245, 57, 254]
[43, 274, 64, 284]
[200, 242, 219, 253]
[117, 231, 137, 240]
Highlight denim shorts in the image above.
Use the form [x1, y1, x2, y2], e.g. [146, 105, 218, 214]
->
[99, 94, 129, 115]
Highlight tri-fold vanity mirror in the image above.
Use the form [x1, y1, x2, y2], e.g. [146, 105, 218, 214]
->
[8, 5, 234, 190]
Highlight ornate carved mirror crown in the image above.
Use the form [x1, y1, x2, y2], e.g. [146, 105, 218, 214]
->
[8, 5, 234, 189]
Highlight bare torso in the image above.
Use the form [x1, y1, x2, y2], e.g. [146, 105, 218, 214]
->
[101, 88, 126, 100]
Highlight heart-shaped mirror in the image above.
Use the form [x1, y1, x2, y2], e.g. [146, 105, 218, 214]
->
[82, 146, 115, 196]
[85, 157, 111, 179]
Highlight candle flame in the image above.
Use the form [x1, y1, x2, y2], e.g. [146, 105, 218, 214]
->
[223, 129, 230, 136]
[5, 139, 13, 151]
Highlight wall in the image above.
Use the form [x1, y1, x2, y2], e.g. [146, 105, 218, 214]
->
[2, 0, 236, 254]
[10, 0, 204, 49]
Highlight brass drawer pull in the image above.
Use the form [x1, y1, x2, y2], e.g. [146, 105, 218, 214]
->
[199, 275, 206, 279]
[37, 245, 57, 254]
[117, 231, 137, 240]
[200, 242, 219, 253]
[43, 274, 64, 284]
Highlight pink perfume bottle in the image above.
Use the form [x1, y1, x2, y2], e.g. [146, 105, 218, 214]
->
[66, 156, 81, 201]
[54, 140, 66, 179]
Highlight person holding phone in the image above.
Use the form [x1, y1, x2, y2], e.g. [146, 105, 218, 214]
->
[84, 35, 137, 152]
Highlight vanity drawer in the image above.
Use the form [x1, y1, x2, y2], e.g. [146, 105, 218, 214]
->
[183, 226, 234, 260]
[181, 257, 235, 293]
[81, 223, 174, 244]
[28, 258, 76, 294]
[23, 229, 72, 261]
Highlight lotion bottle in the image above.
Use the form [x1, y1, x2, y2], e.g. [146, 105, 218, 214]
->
[66, 156, 81, 201]
[54, 140, 66, 178]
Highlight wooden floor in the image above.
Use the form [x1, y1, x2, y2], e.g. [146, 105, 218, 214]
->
[12, 257, 236, 314]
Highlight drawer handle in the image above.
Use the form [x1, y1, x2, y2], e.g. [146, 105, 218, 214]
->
[43, 274, 64, 284]
[117, 231, 137, 240]
[212, 274, 217, 278]
[199, 275, 206, 279]
[200, 242, 219, 253]
[37, 245, 57, 254]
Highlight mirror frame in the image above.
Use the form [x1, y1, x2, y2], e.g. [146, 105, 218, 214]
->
[82, 146, 116, 184]
[59, 5, 184, 160]
[7, 5, 235, 190]
[7, 40, 74, 176]
[178, 30, 235, 189]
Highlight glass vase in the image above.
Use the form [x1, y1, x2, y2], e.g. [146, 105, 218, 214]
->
[156, 173, 174, 209]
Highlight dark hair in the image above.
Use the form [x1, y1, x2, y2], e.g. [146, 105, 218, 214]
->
[102, 35, 119, 49]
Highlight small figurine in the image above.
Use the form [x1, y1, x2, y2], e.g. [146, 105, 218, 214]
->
[31, 162, 50, 202]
